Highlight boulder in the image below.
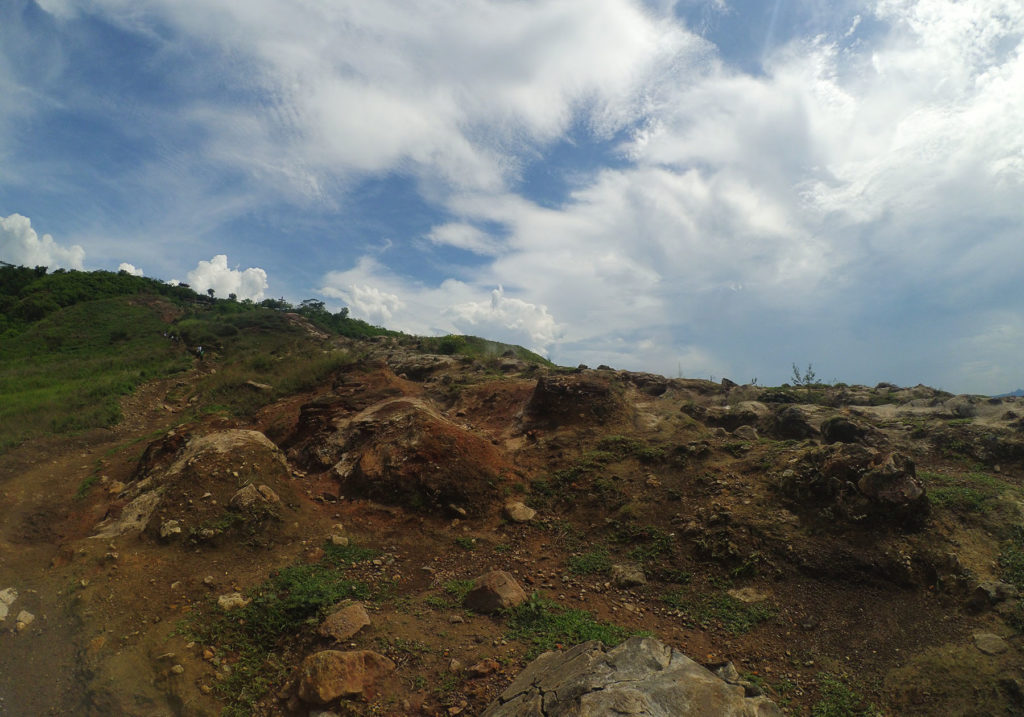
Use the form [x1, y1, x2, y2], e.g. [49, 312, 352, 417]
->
[482, 637, 782, 716]
[524, 373, 632, 427]
[318, 603, 371, 641]
[463, 571, 528, 614]
[820, 416, 867, 444]
[857, 453, 925, 507]
[733, 425, 759, 441]
[229, 483, 280, 512]
[766, 405, 818, 440]
[297, 650, 396, 704]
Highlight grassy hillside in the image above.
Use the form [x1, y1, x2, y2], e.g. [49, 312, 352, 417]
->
[0, 264, 552, 452]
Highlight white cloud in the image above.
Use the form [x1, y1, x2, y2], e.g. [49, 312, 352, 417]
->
[118, 262, 144, 276]
[425, 223, 501, 256]
[448, 287, 564, 354]
[88, 0, 706, 197]
[0, 213, 85, 270]
[186, 255, 268, 301]
[320, 258, 564, 354]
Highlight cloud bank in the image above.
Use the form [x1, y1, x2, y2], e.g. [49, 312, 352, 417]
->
[0, 214, 85, 270]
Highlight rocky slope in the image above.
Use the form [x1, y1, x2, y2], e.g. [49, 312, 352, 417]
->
[2, 332, 1024, 716]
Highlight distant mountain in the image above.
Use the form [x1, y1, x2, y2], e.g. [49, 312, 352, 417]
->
[995, 388, 1024, 398]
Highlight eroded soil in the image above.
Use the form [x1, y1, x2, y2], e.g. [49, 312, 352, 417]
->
[2, 344, 1024, 716]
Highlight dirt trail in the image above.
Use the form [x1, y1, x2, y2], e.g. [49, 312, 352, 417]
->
[0, 373, 194, 715]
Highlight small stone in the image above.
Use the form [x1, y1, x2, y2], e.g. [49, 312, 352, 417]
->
[611, 564, 647, 588]
[448, 658, 463, 673]
[330, 535, 350, 547]
[14, 610, 34, 630]
[318, 603, 371, 641]
[217, 593, 251, 611]
[0, 587, 17, 622]
[974, 632, 1010, 655]
[203, 649, 215, 660]
[728, 587, 771, 604]
[503, 501, 537, 523]
[170, 664, 185, 675]
[467, 658, 500, 677]
[160, 519, 182, 539]
[464, 571, 528, 614]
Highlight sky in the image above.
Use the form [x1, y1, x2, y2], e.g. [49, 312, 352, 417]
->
[1, 0, 1022, 394]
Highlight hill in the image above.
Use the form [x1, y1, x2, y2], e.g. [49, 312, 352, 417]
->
[1, 267, 1024, 716]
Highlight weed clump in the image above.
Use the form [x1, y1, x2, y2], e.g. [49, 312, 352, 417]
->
[182, 542, 379, 715]
[505, 592, 646, 659]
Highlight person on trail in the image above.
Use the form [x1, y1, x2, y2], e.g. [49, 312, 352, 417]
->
[196, 345, 204, 359]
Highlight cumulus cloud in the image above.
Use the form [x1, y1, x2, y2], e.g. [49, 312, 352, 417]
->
[118, 262, 144, 276]
[448, 287, 563, 354]
[0, 213, 85, 270]
[186, 255, 268, 301]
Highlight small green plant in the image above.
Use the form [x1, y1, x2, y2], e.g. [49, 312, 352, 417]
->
[567, 548, 613, 576]
[181, 541, 378, 714]
[453, 536, 477, 551]
[506, 592, 646, 659]
[811, 673, 880, 717]
[663, 592, 774, 635]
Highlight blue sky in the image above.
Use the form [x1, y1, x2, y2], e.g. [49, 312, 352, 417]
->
[2, 0, 1022, 394]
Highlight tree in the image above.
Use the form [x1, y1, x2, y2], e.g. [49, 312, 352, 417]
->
[207, 288, 215, 298]
[791, 363, 817, 392]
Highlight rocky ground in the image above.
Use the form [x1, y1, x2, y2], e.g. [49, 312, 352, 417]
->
[2, 333, 1024, 716]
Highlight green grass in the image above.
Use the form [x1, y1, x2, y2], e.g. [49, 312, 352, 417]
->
[612, 523, 675, 564]
[181, 542, 379, 715]
[567, 548, 613, 576]
[425, 579, 475, 610]
[0, 297, 192, 452]
[919, 469, 1009, 514]
[505, 592, 647, 659]
[811, 673, 880, 717]
[663, 591, 775, 635]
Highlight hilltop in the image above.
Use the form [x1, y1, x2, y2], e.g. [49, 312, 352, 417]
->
[1, 267, 1024, 716]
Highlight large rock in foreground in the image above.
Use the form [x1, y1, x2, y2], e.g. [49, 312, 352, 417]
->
[483, 637, 782, 716]
[298, 650, 395, 704]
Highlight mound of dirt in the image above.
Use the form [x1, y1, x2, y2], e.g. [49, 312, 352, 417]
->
[93, 428, 295, 545]
[310, 397, 516, 517]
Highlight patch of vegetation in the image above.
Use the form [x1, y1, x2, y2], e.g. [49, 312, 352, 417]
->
[453, 536, 477, 551]
[567, 548, 613, 576]
[811, 673, 880, 717]
[417, 334, 552, 365]
[181, 542, 379, 715]
[662, 591, 775, 635]
[425, 579, 475, 610]
[0, 297, 193, 452]
[612, 523, 675, 563]
[920, 469, 1008, 515]
[505, 592, 647, 659]
[999, 527, 1024, 592]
